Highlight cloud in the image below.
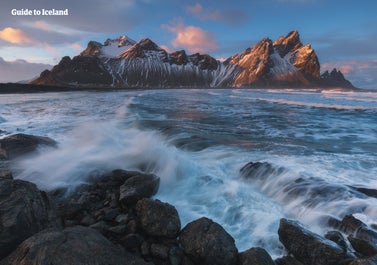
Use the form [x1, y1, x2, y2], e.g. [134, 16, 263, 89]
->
[160, 45, 174, 53]
[0, 27, 33, 45]
[162, 20, 217, 54]
[0, 57, 52, 82]
[70, 43, 83, 50]
[185, 3, 248, 26]
[322, 60, 377, 89]
[186, 3, 221, 21]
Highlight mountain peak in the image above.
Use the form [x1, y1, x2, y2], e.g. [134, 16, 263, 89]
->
[104, 35, 136, 48]
[274, 30, 303, 57]
[32, 30, 354, 89]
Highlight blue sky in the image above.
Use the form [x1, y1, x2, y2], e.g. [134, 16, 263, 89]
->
[0, 0, 376, 88]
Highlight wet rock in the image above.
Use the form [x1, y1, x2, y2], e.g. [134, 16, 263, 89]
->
[136, 198, 181, 238]
[169, 246, 183, 265]
[240, 161, 283, 180]
[0, 168, 12, 179]
[0, 178, 59, 259]
[0, 133, 56, 160]
[325, 231, 348, 253]
[275, 256, 304, 265]
[119, 173, 160, 205]
[348, 256, 377, 265]
[278, 218, 345, 265]
[337, 215, 366, 234]
[121, 233, 143, 250]
[0, 226, 152, 265]
[348, 235, 377, 257]
[80, 215, 96, 226]
[239, 247, 275, 265]
[150, 243, 170, 260]
[180, 217, 238, 265]
[336, 215, 377, 257]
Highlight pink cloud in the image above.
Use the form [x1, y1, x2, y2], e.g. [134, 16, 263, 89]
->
[185, 3, 221, 21]
[160, 45, 174, 53]
[162, 20, 217, 54]
[0, 27, 33, 45]
[70, 43, 83, 50]
[34, 21, 51, 32]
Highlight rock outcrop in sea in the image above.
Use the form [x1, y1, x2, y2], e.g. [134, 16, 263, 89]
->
[31, 31, 354, 89]
[2, 133, 377, 265]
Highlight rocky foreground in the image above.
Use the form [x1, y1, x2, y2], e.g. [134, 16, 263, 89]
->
[1, 134, 377, 265]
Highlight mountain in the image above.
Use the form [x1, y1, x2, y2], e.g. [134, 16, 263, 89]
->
[31, 31, 354, 88]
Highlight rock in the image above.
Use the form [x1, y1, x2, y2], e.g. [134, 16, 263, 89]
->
[240, 161, 284, 180]
[0, 168, 12, 179]
[179, 217, 238, 265]
[169, 246, 183, 265]
[348, 256, 377, 265]
[0, 133, 56, 160]
[336, 215, 377, 257]
[278, 218, 346, 265]
[275, 256, 304, 265]
[239, 247, 275, 265]
[0, 226, 152, 265]
[325, 231, 348, 253]
[150, 243, 170, 259]
[136, 198, 181, 238]
[119, 173, 160, 205]
[121, 233, 143, 250]
[348, 235, 377, 257]
[0, 178, 59, 259]
[80, 215, 96, 226]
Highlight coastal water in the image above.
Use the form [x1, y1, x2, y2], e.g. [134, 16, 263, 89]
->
[1, 88, 377, 255]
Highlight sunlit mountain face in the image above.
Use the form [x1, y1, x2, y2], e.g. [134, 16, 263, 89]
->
[31, 31, 353, 89]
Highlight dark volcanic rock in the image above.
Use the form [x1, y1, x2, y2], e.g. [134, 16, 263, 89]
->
[348, 256, 377, 265]
[278, 218, 346, 265]
[240, 161, 284, 180]
[0, 133, 56, 160]
[324, 231, 348, 253]
[136, 198, 181, 238]
[180, 217, 238, 265]
[31, 55, 113, 86]
[0, 178, 59, 259]
[119, 173, 160, 205]
[275, 256, 304, 265]
[321, 68, 354, 88]
[239, 247, 275, 265]
[0, 226, 152, 265]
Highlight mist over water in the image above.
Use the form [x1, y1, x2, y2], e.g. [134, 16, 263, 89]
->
[1, 88, 377, 255]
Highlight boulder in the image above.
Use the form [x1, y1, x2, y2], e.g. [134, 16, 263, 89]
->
[240, 161, 283, 180]
[0, 178, 59, 259]
[348, 256, 377, 265]
[179, 217, 238, 265]
[239, 247, 275, 265]
[324, 231, 348, 253]
[275, 256, 304, 265]
[135, 198, 181, 238]
[119, 173, 160, 205]
[336, 215, 377, 257]
[0, 226, 152, 265]
[278, 218, 346, 265]
[0, 133, 56, 160]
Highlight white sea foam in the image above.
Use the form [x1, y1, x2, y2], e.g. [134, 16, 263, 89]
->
[2, 88, 377, 256]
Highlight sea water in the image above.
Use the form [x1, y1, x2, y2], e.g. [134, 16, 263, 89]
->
[0, 88, 376, 256]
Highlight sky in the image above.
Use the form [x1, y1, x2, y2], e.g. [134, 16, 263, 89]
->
[0, 0, 376, 88]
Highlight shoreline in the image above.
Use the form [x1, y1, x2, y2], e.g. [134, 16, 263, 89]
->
[0, 82, 362, 94]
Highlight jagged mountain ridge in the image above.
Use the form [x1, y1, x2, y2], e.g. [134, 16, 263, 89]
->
[31, 31, 354, 88]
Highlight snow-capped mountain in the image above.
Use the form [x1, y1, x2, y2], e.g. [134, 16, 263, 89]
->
[31, 31, 354, 88]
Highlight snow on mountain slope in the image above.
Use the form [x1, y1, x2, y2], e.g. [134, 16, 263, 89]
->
[31, 31, 354, 88]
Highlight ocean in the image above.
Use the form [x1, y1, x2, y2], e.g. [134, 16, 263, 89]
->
[1, 88, 376, 256]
